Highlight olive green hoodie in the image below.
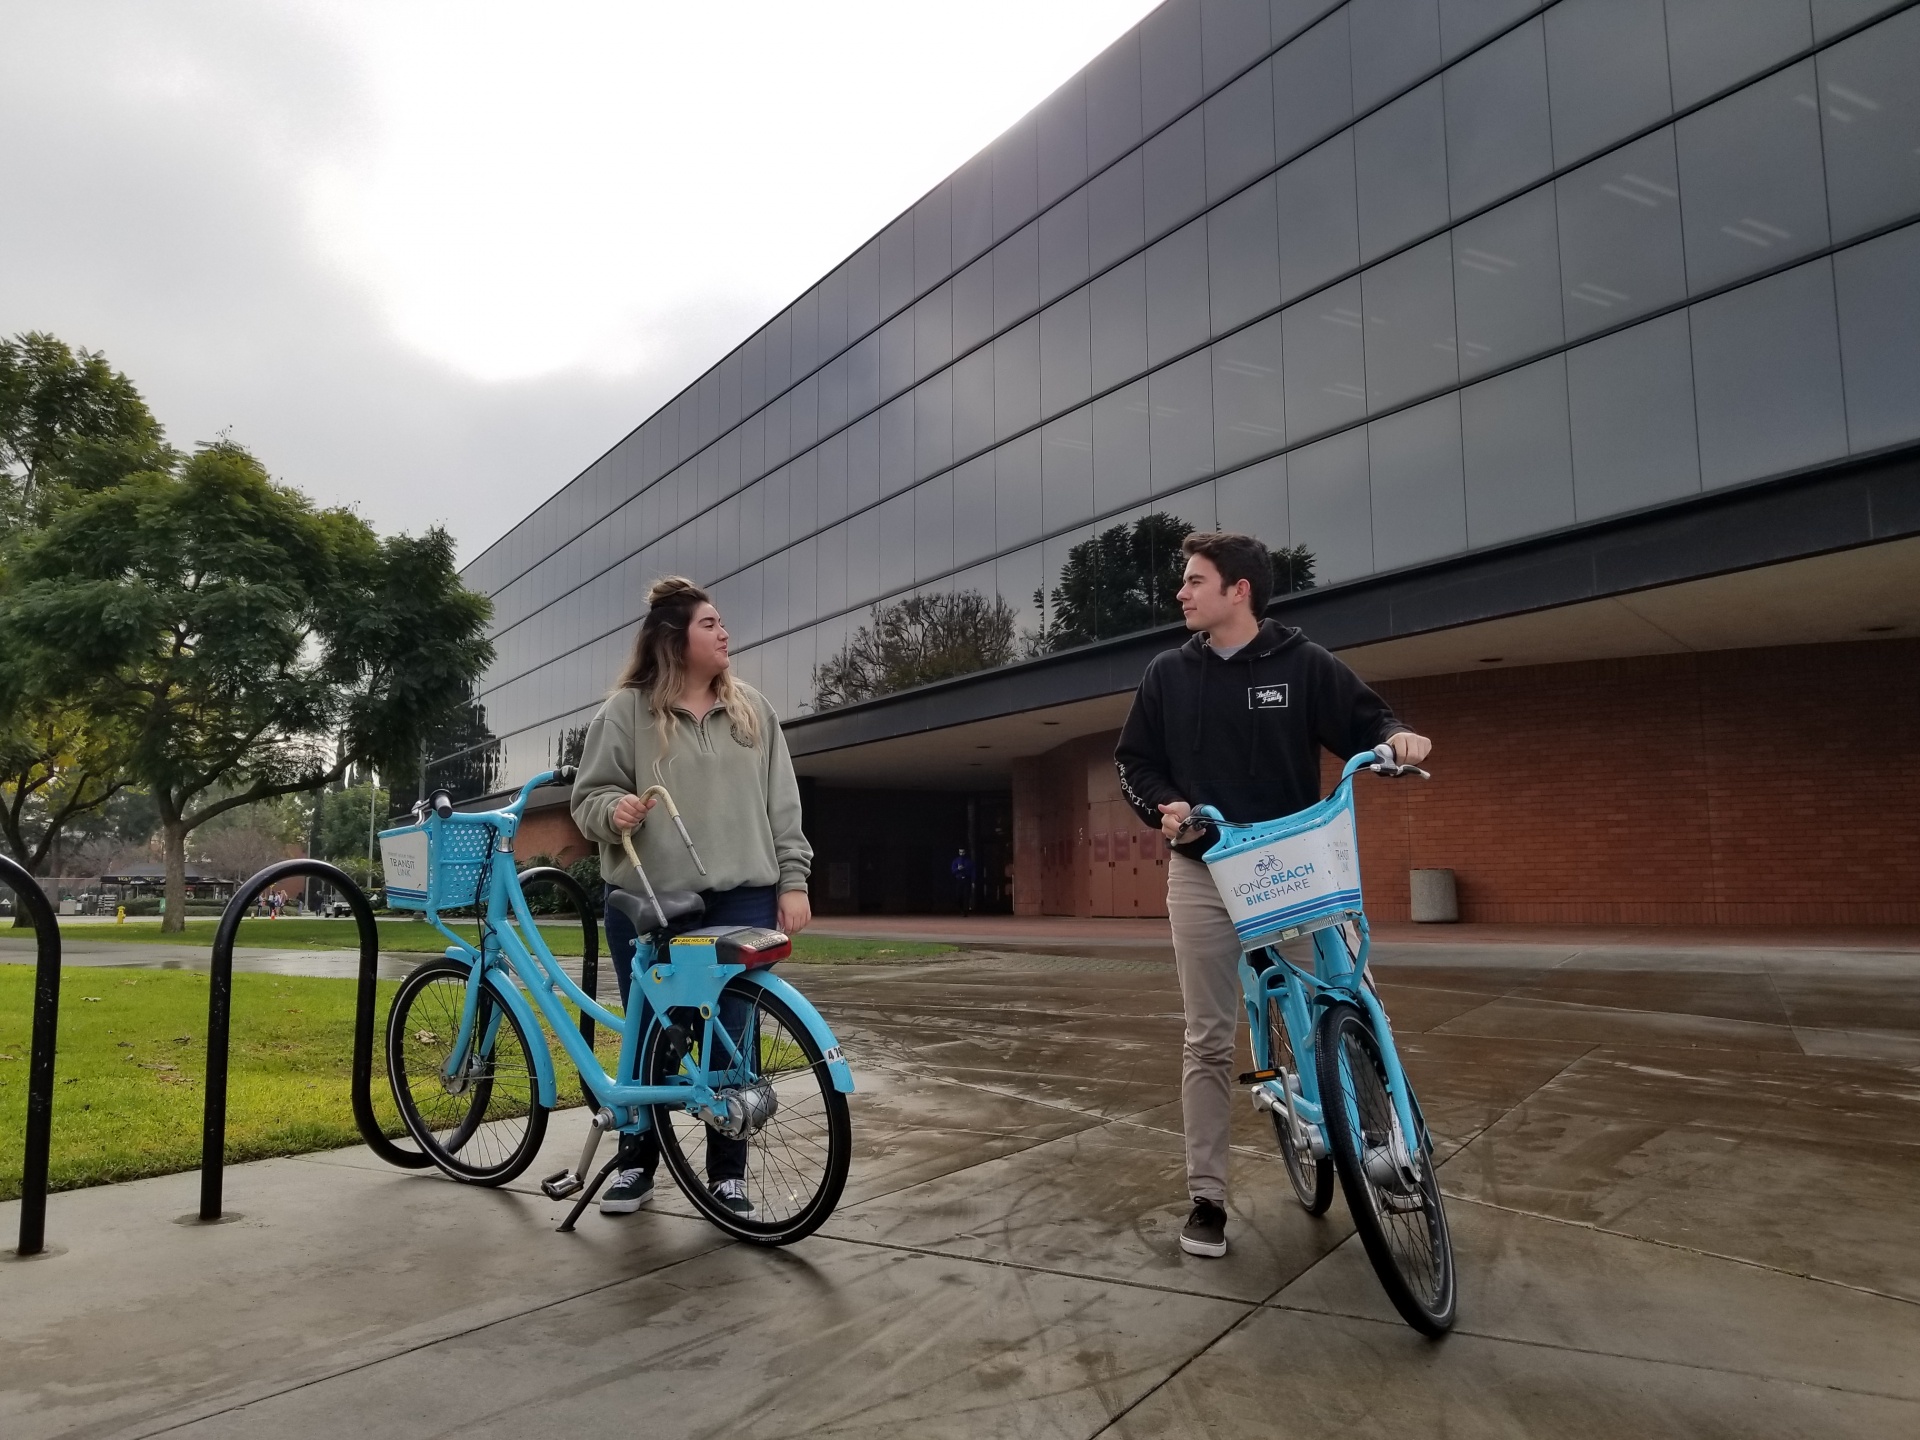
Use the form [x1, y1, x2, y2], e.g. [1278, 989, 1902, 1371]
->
[570, 683, 811, 898]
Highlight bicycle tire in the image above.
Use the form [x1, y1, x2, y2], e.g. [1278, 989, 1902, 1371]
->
[1314, 1000, 1456, 1336]
[644, 980, 850, 1245]
[1266, 996, 1335, 1215]
[387, 958, 548, 1186]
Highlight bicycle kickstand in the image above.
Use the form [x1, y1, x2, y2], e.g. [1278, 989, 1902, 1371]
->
[557, 1151, 628, 1234]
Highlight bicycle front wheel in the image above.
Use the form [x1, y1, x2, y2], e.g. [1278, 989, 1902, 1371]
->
[645, 980, 850, 1245]
[1266, 996, 1334, 1214]
[1315, 1000, 1456, 1335]
[387, 958, 548, 1185]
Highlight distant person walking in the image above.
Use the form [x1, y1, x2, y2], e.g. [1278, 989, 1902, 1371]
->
[950, 848, 976, 915]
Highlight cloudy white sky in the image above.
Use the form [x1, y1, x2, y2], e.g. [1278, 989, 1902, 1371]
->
[1, 0, 1159, 562]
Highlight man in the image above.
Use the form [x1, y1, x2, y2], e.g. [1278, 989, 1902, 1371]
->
[950, 848, 976, 915]
[1114, 532, 1430, 1258]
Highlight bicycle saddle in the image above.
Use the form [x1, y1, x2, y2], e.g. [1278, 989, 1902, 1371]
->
[606, 885, 705, 932]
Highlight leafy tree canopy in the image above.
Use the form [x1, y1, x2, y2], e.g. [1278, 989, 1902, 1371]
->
[813, 590, 1019, 710]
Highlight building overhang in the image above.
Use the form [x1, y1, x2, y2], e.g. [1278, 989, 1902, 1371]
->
[787, 444, 1920, 789]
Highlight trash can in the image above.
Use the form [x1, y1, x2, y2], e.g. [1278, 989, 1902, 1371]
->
[1409, 868, 1458, 923]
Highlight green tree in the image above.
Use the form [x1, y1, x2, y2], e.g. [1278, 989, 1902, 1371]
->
[0, 442, 493, 930]
[1029, 512, 1193, 653]
[812, 590, 1018, 710]
[0, 332, 174, 530]
[313, 780, 390, 863]
[1272, 543, 1316, 597]
[0, 703, 129, 876]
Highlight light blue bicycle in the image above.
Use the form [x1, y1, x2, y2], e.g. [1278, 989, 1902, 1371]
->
[377, 767, 854, 1245]
[1184, 744, 1456, 1335]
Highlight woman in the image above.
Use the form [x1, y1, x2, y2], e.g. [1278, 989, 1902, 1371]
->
[570, 576, 812, 1218]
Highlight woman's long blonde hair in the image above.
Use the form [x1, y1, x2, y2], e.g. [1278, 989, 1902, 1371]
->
[614, 577, 761, 769]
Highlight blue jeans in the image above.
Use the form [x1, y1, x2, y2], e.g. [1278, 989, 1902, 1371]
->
[603, 884, 777, 1184]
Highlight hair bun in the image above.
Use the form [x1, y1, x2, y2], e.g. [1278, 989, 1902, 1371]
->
[646, 575, 704, 609]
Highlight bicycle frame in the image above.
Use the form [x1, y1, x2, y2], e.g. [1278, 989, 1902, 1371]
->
[399, 771, 852, 1141]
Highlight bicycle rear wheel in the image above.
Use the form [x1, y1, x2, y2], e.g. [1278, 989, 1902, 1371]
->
[645, 980, 850, 1245]
[387, 958, 548, 1185]
[1266, 996, 1334, 1214]
[1314, 1000, 1455, 1335]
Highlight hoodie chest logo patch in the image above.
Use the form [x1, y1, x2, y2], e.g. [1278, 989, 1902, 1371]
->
[1248, 684, 1289, 710]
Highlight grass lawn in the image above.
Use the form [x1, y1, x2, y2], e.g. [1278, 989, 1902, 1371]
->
[41, 917, 956, 965]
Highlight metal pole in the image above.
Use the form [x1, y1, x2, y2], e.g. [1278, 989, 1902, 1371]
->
[4, 856, 61, 1257]
[365, 772, 377, 891]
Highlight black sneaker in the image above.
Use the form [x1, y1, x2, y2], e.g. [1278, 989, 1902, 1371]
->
[711, 1178, 756, 1216]
[1180, 1199, 1228, 1257]
[599, 1167, 653, 1214]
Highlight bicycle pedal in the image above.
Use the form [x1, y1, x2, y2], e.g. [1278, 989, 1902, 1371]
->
[1237, 1068, 1279, 1084]
[540, 1169, 582, 1201]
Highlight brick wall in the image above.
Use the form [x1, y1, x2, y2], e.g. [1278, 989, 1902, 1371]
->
[512, 804, 592, 867]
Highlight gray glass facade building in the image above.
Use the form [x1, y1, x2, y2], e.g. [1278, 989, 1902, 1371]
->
[443, 0, 1920, 820]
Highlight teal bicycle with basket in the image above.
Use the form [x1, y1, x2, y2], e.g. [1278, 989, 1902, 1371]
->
[377, 767, 853, 1245]
[1183, 743, 1457, 1334]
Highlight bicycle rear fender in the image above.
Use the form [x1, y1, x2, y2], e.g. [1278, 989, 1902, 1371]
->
[462, 960, 562, 1109]
[734, 969, 855, 1093]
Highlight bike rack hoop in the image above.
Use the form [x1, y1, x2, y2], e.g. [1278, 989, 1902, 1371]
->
[199, 859, 430, 1224]
[2, 856, 61, 1258]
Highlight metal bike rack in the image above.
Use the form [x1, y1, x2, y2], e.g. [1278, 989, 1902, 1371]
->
[199, 859, 429, 1223]
[3, 856, 61, 1258]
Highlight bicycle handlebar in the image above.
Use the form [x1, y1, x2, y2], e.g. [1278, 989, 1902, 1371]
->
[1170, 747, 1430, 839]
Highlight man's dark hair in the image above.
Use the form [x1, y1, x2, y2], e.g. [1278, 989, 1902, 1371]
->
[1181, 531, 1273, 613]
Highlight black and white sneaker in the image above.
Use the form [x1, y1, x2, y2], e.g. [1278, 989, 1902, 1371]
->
[711, 1178, 755, 1216]
[600, 1168, 653, 1214]
[1180, 1199, 1228, 1257]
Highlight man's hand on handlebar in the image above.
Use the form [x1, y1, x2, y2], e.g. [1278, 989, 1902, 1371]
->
[1158, 800, 1194, 842]
[1387, 732, 1432, 765]
[611, 792, 657, 831]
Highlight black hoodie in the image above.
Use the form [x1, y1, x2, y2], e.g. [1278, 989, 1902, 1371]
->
[1114, 618, 1408, 860]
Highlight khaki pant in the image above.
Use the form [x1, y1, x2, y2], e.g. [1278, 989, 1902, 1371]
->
[1166, 854, 1246, 1206]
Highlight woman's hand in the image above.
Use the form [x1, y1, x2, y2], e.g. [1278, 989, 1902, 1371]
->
[777, 890, 811, 935]
[611, 792, 656, 832]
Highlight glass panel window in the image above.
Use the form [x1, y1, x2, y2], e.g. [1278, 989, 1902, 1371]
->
[1668, 0, 1810, 110]
[1834, 221, 1920, 451]
[1273, 6, 1353, 162]
[879, 214, 915, 318]
[954, 453, 998, 566]
[1041, 288, 1094, 418]
[1443, 17, 1552, 218]
[1038, 73, 1089, 207]
[846, 334, 880, 416]
[1453, 184, 1563, 379]
[996, 432, 1045, 548]
[788, 448, 818, 539]
[879, 394, 914, 496]
[914, 283, 953, 381]
[817, 430, 848, 527]
[1142, 0, 1205, 131]
[1354, 78, 1449, 262]
[1818, 6, 1920, 242]
[954, 346, 995, 459]
[1146, 218, 1212, 367]
[762, 467, 791, 555]
[1143, 111, 1208, 241]
[847, 412, 880, 512]
[1088, 150, 1146, 272]
[847, 239, 880, 337]
[1213, 313, 1288, 469]
[1677, 61, 1829, 294]
[1283, 276, 1368, 441]
[1690, 258, 1847, 490]
[916, 473, 955, 581]
[1093, 379, 1154, 513]
[952, 153, 995, 270]
[1086, 29, 1144, 170]
[1368, 392, 1466, 572]
[1206, 61, 1277, 203]
[1042, 408, 1097, 531]
[1460, 352, 1575, 548]
[997, 542, 1044, 636]
[880, 312, 914, 399]
[789, 375, 818, 456]
[1814, 0, 1904, 41]
[1150, 351, 1215, 491]
[817, 354, 848, 437]
[1362, 233, 1459, 410]
[1209, 177, 1282, 334]
[1286, 427, 1373, 582]
[995, 221, 1040, 331]
[993, 116, 1040, 243]
[1566, 310, 1700, 519]
[915, 370, 954, 480]
[1544, 0, 1673, 168]
[1349, 0, 1441, 111]
[1276, 132, 1360, 300]
[845, 507, 880, 606]
[1216, 453, 1289, 547]
[953, 254, 994, 356]
[914, 183, 952, 296]
[1091, 254, 1149, 392]
[877, 492, 916, 597]
[1439, 0, 1535, 61]
[788, 535, 818, 626]
[1203, 0, 1273, 90]
[1555, 129, 1687, 341]
[1039, 186, 1091, 304]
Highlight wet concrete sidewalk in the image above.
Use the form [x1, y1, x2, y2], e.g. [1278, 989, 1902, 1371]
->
[5, 943, 1919, 1437]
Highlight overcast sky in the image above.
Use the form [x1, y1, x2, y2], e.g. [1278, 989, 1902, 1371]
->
[1, 0, 1159, 563]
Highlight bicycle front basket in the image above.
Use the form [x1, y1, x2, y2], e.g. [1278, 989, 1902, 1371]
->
[376, 815, 497, 913]
[377, 822, 431, 911]
[1200, 785, 1363, 951]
